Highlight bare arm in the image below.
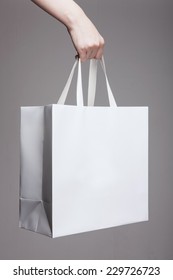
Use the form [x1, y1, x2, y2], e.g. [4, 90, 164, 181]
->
[31, 0, 104, 61]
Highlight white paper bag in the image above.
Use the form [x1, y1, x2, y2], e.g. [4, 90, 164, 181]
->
[19, 58, 148, 238]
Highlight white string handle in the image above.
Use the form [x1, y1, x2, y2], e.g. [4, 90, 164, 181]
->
[57, 57, 83, 106]
[76, 58, 83, 106]
[101, 57, 117, 107]
[87, 59, 98, 106]
[88, 57, 117, 107]
[57, 57, 117, 107]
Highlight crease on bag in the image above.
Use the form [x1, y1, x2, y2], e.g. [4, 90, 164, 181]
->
[19, 198, 52, 237]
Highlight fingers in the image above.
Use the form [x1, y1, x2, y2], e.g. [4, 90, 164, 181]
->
[95, 36, 104, 59]
[78, 36, 105, 62]
[68, 13, 105, 62]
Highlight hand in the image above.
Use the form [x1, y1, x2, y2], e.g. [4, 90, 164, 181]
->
[68, 14, 105, 62]
[31, 0, 104, 62]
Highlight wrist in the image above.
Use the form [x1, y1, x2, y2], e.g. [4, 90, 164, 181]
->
[64, 4, 85, 31]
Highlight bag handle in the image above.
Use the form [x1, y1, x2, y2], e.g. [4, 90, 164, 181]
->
[57, 57, 84, 106]
[88, 57, 117, 107]
[57, 57, 117, 107]
[87, 59, 98, 106]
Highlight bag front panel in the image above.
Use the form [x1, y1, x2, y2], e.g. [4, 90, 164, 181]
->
[52, 105, 148, 237]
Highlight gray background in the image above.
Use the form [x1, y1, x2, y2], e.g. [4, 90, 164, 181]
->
[0, 0, 173, 259]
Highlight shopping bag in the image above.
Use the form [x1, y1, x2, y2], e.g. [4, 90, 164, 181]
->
[19, 58, 148, 238]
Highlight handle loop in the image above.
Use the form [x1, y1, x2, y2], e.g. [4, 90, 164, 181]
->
[57, 57, 83, 106]
[57, 57, 117, 107]
[88, 57, 117, 107]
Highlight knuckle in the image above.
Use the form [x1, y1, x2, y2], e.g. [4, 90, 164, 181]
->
[100, 37, 105, 47]
[87, 43, 94, 50]
[96, 54, 101, 59]
[78, 50, 87, 61]
[79, 46, 86, 52]
[87, 41, 99, 50]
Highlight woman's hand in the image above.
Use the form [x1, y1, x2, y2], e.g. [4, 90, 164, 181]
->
[68, 11, 104, 62]
[31, 0, 104, 61]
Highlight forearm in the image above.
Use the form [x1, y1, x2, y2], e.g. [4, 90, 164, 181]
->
[31, 0, 85, 31]
[31, 0, 104, 61]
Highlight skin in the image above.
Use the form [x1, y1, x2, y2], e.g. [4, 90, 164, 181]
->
[31, 0, 105, 61]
